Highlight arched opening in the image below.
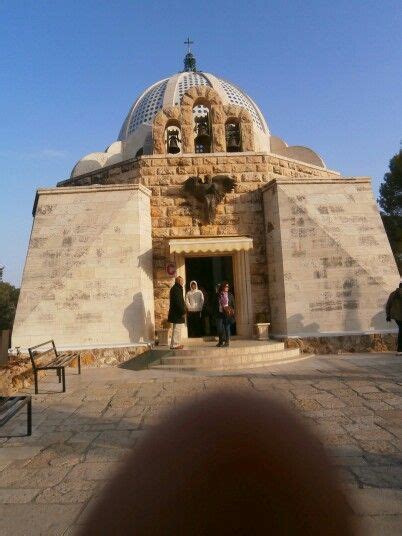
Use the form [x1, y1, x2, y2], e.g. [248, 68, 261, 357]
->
[193, 100, 211, 153]
[225, 119, 242, 152]
[165, 122, 182, 154]
[135, 147, 144, 158]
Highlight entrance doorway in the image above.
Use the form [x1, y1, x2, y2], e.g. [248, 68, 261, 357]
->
[185, 256, 236, 338]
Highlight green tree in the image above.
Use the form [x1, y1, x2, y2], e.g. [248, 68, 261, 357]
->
[378, 149, 402, 216]
[0, 282, 20, 330]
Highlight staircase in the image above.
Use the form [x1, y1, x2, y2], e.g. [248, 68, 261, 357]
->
[151, 339, 308, 371]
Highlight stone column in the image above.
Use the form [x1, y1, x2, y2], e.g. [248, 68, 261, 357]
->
[233, 251, 254, 337]
[173, 253, 189, 339]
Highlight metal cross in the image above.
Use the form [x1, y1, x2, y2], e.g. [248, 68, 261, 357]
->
[184, 37, 194, 54]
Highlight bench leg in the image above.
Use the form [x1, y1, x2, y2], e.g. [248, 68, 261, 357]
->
[27, 398, 32, 436]
[78, 355, 81, 374]
[34, 371, 38, 395]
[57, 368, 61, 383]
[61, 368, 66, 393]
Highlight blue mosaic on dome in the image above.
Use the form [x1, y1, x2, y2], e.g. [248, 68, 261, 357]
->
[174, 72, 210, 105]
[124, 79, 169, 138]
[118, 72, 266, 141]
[219, 79, 264, 131]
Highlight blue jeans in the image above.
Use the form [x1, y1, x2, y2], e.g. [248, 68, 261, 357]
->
[216, 313, 230, 343]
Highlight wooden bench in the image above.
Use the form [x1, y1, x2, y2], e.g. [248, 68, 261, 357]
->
[28, 340, 81, 394]
[0, 396, 32, 436]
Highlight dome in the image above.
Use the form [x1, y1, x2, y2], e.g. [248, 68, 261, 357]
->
[118, 71, 269, 143]
[69, 51, 325, 178]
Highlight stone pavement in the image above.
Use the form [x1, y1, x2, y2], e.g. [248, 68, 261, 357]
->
[0, 352, 401, 535]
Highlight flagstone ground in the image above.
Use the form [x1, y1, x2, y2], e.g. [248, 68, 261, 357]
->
[1, 352, 402, 535]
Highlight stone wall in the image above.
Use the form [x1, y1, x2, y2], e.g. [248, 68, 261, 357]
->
[57, 152, 341, 333]
[284, 333, 397, 354]
[138, 154, 340, 329]
[263, 178, 400, 337]
[13, 184, 154, 350]
[0, 345, 148, 395]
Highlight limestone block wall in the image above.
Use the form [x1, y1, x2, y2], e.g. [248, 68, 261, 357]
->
[263, 178, 400, 337]
[137, 154, 340, 329]
[13, 184, 154, 350]
[57, 151, 341, 331]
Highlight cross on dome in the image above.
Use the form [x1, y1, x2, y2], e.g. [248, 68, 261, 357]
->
[183, 37, 196, 72]
[184, 37, 194, 54]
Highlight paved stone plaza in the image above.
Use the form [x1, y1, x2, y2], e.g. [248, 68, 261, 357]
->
[0, 352, 402, 535]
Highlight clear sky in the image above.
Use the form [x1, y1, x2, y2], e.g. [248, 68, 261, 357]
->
[0, 0, 401, 286]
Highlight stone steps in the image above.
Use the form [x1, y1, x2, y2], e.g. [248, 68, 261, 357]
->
[170, 340, 286, 357]
[151, 340, 304, 371]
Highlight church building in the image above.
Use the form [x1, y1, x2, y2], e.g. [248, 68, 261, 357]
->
[12, 46, 400, 352]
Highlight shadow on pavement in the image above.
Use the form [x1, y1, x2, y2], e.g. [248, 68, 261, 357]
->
[119, 348, 171, 371]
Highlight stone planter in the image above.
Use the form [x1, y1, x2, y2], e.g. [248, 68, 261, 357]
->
[156, 328, 170, 346]
[255, 322, 270, 340]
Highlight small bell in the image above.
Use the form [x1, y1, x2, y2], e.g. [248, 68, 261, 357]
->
[167, 130, 181, 154]
[195, 117, 210, 137]
[198, 122, 209, 137]
[227, 133, 240, 152]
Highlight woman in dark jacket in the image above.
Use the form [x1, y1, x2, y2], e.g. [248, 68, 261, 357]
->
[168, 276, 186, 349]
[215, 281, 235, 347]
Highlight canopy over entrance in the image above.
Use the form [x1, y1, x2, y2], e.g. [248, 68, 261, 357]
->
[168, 236, 253, 255]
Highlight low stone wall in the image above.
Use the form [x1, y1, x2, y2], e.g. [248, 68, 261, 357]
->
[0, 345, 149, 395]
[284, 333, 397, 355]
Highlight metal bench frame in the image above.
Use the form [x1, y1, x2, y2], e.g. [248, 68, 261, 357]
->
[0, 396, 32, 436]
[28, 340, 81, 394]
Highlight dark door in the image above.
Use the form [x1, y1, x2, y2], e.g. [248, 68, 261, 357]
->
[185, 256, 235, 337]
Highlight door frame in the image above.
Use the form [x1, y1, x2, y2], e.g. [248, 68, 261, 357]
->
[173, 250, 253, 338]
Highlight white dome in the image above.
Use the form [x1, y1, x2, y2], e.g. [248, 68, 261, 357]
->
[118, 71, 270, 143]
[69, 58, 326, 178]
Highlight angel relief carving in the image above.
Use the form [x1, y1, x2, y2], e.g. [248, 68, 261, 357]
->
[183, 174, 235, 224]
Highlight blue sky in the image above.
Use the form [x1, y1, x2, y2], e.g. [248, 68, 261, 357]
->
[1, 0, 401, 286]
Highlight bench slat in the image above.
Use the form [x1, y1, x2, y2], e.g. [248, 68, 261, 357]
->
[28, 340, 54, 351]
[37, 354, 78, 369]
[0, 397, 29, 426]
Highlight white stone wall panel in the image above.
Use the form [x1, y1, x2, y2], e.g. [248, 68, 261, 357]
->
[263, 179, 400, 337]
[13, 185, 154, 350]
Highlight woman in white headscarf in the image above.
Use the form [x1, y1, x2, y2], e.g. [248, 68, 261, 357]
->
[185, 281, 204, 337]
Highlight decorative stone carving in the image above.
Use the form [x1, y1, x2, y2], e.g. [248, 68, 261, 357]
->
[182, 175, 235, 223]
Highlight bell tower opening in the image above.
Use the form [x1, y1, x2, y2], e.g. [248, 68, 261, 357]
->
[165, 125, 182, 154]
[193, 101, 211, 153]
[226, 120, 242, 152]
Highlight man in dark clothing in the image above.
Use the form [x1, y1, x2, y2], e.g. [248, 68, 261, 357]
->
[386, 282, 402, 355]
[168, 276, 186, 349]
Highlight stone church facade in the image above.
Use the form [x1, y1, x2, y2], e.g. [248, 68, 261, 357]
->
[12, 52, 400, 351]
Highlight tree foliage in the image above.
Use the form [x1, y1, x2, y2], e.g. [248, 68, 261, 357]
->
[0, 282, 20, 331]
[381, 214, 402, 274]
[378, 150, 402, 216]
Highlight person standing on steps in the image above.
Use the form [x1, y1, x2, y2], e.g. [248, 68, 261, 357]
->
[185, 281, 204, 337]
[386, 282, 402, 355]
[168, 276, 186, 350]
[216, 281, 234, 347]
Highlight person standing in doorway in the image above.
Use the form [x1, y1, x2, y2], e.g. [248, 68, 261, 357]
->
[386, 282, 402, 355]
[185, 281, 204, 337]
[216, 281, 234, 347]
[168, 276, 186, 350]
